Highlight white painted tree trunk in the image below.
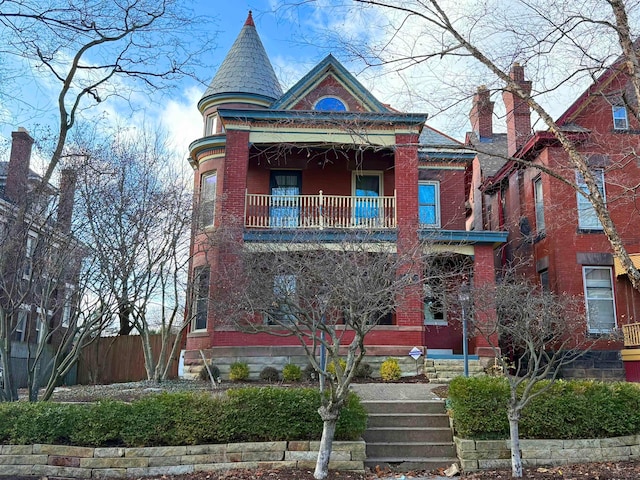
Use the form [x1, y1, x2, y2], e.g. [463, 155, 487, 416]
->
[508, 408, 523, 478]
[314, 406, 338, 480]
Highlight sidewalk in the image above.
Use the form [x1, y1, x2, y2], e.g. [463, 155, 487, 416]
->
[350, 382, 444, 401]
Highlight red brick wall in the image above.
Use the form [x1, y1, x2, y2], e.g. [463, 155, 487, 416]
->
[290, 75, 368, 112]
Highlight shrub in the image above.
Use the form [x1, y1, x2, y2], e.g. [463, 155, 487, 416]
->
[354, 362, 372, 379]
[229, 362, 250, 381]
[0, 389, 367, 447]
[380, 358, 401, 381]
[198, 363, 221, 382]
[327, 358, 347, 377]
[259, 366, 280, 382]
[282, 364, 302, 382]
[448, 377, 640, 440]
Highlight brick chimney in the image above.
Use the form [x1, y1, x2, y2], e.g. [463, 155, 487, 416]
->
[5, 127, 34, 204]
[503, 63, 532, 157]
[57, 168, 77, 233]
[470, 85, 494, 140]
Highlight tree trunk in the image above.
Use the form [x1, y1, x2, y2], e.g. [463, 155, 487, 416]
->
[314, 405, 339, 480]
[508, 407, 523, 478]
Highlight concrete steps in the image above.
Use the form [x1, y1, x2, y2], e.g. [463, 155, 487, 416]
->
[425, 358, 486, 383]
[361, 399, 456, 472]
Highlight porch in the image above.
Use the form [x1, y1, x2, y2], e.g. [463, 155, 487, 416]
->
[245, 190, 397, 229]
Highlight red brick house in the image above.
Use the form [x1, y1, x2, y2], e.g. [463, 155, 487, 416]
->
[467, 63, 640, 378]
[184, 13, 506, 377]
[0, 128, 79, 388]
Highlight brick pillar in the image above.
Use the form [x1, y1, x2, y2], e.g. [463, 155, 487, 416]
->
[469, 86, 494, 140]
[57, 168, 77, 233]
[222, 129, 250, 223]
[472, 244, 499, 357]
[395, 132, 422, 327]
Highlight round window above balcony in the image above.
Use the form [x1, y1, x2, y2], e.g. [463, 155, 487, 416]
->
[314, 97, 347, 111]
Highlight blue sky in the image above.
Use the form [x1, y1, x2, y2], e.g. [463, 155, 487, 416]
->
[1, 0, 615, 172]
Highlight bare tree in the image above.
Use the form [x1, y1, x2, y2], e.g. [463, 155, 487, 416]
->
[74, 126, 193, 382]
[279, 0, 640, 291]
[467, 278, 593, 477]
[207, 227, 470, 480]
[0, 0, 213, 187]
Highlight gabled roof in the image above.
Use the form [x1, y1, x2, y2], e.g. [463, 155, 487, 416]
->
[199, 12, 282, 106]
[271, 54, 389, 112]
[466, 132, 509, 176]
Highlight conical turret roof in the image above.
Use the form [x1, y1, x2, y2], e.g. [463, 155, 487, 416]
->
[200, 12, 282, 105]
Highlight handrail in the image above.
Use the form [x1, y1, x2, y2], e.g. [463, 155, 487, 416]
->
[245, 191, 396, 229]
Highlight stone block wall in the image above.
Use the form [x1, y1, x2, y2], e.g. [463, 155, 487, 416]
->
[0, 441, 365, 478]
[455, 435, 640, 471]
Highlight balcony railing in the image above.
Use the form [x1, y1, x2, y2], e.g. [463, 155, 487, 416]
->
[623, 323, 640, 347]
[245, 190, 396, 229]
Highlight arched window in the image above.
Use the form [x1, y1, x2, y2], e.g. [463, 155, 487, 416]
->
[314, 97, 347, 111]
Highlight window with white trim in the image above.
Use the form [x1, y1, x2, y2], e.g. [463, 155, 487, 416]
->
[583, 266, 616, 333]
[61, 284, 75, 328]
[199, 171, 217, 228]
[267, 274, 297, 325]
[11, 310, 27, 342]
[613, 106, 629, 130]
[533, 176, 545, 234]
[23, 234, 37, 279]
[576, 169, 605, 230]
[192, 266, 210, 331]
[424, 283, 446, 326]
[418, 181, 440, 227]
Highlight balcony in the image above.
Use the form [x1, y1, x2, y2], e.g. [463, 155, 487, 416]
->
[245, 191, 396, 229]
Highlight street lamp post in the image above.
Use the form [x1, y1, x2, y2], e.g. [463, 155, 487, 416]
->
[458, 284, 471, 378]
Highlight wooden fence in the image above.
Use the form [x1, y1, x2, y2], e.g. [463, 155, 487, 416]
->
[76, 334, 180, 385]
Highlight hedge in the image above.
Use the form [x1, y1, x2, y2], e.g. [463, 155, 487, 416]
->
[448, 377, 640, 440]
[0, 388, 367, 447]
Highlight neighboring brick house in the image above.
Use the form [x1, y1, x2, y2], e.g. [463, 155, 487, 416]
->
[0, 128, 79, 386]
[467, 63, 640, 378]
[183, 12, 507, 376]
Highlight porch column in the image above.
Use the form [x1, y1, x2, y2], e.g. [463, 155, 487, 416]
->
[395, 133, 422, 327]
[222, 129, 251, 225]
[472, 244, 499, 357]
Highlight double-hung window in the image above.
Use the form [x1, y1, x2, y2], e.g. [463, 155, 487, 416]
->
[583, 266, 616, 333]
[199, 172, 217, 228]
[268, 274, 297, 325]
[192, 266, 210, 331]
[418, 181, 440, 227]
[533, 177, 545, 234]
[576, 169, 605, 230]
[613, 106, 629, 130]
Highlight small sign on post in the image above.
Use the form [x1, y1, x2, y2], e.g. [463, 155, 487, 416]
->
[409, 347, 423, 375]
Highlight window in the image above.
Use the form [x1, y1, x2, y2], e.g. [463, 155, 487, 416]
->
[418, 181, 440, 227]
[199, 172, 217, 228]
[61, 284, 74, 328]
[23, 234, 37, 279]
[539, 270, 550, 291]
[353, 172, 382, 225]
[533, 177, 545, 234]
[192, 266, 210, 331]
[424, 282, 446, 326]
[314, 97, 347, 111]
[11, 310, 27, 342]
[34, 309, 48, 344]
[267, 274, 297, 324]
[613, 106, 629, 130]
[576, 169, 605, 230]
[583, 266, 616, 333]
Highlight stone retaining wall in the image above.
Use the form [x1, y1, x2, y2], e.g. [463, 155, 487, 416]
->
[0, 441, 365, 478]
[455, 435, 640, 471]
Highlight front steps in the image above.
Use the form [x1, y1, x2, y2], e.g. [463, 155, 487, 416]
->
[425, 358, 486, 383]
[361, 399, 456, 472]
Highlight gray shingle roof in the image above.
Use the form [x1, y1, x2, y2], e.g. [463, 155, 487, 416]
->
[466, 132, 509, 176]
[201, 13, 282, 103]
[419, 126, 463, 147]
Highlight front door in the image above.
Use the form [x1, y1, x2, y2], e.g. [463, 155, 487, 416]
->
[270, 171, 301, 227]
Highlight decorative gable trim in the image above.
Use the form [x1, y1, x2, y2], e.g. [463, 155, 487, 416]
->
[271, 54, 389, 113]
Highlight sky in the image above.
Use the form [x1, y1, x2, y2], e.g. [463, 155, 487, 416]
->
[1, 0, 634, 176]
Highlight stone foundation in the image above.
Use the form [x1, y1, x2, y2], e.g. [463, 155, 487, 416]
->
[455, 435, 640, 471]
[0, 441, 365, 478]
